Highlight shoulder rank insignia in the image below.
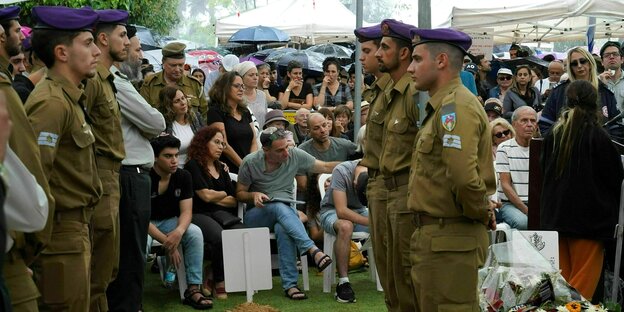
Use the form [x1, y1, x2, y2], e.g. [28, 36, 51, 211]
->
[441, 112, 456, 132]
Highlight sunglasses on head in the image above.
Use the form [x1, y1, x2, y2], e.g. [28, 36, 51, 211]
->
[498, 76, 512, 81]
[570, 58, 589, 67]
[494, 129, 511, 138]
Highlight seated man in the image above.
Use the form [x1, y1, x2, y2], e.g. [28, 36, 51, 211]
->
[236, 127, 339, 300]
[495, 106, 537, 230]
[148, 135, 212, 310]
[298, 113, 357, 162]
[320, 160, 369, 303]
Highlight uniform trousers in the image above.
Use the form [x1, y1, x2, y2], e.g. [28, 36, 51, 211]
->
[5, 256, 39, 312]
[107, 166, 151, 312]
[410, 221, 488, 312]
[559, 237, 604, 300]
[90, 165, 121, 312]
[367, 176, 392, 309]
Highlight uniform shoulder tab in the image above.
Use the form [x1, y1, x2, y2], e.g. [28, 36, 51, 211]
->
[143, 73, 157, 85]
[0, 72, 10, 85]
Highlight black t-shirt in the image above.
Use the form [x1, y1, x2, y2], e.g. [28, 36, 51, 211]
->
[206, 105, 254, 174]
[281, 82, 313, 104]
[184, 159, 235, 214]
[150, 169, 193, 221]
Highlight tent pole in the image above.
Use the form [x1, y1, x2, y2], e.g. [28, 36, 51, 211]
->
[418, 0, 431, 125]
[353, 0, 363, 142]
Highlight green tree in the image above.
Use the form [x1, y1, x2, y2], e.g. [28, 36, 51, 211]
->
[15, 0, 180, 35]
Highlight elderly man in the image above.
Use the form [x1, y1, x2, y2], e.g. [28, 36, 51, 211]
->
[299, 113, 357, 162]
[496, 106, 537, 230]
[237, 127, 338, 300]
[293, 107, 310, 144]
[139, 42, 207, 121]
[599, 41, 624, 112]
[534, 61, 564, 98]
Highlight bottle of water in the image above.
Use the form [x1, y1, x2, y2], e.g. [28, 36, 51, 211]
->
[164, 263, 176, 289]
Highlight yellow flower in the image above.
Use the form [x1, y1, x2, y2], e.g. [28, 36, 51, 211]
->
[565, 302, 582, 312]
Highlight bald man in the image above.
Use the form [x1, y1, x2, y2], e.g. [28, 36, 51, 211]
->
[534, 61, 564, 99]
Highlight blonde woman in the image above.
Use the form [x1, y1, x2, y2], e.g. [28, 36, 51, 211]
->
[489, 118, 515, 158]
[539, 46, 619, 134]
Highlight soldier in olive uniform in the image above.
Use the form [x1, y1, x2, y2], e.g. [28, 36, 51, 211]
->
[84, 9, 130, 312]
[139, 42, 207, 122]
[25, 6, 103, 311]
[353, 23, 397, 309]
[0, 7, 25, 81]
[369, 19, 419, 312]
[407, 28, 497, 311]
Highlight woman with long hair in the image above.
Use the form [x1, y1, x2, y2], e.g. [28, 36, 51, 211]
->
[314, 57, 353, 110]
[540, 80, 624, 300]
[279, 60, 314, 110]
[185, 125, 244, 300]
[207, 71, 257, 173]
[539, 47, 619, 135]
[159, 85, 204, 167]
[318, 107, 344, 138]
[502, 65, 540, 119]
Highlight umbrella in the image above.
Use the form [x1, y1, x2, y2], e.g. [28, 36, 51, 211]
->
[229, 25, 290, 44]
[274, 50, 326, 73]
[187, 50, 222, 72]
[501, 56, 550, 77]
[306, 43, 353, 59]
[263, 48, 298, 63]
[239, 55, 265, 66]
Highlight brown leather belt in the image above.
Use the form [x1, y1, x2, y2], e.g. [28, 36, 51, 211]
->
[413, 213, 475, 228]
[54, 207, 95, 224]
[383, 171, 409, 190]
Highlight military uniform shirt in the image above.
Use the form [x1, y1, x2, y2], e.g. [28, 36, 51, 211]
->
[85, 63, 125, 162]
[0, 55, 12, 82]
[408, 77, 495, 223]
[360, 73, 392, 170]
[25, 71, 102, 211]
[139, 71, 207, 121]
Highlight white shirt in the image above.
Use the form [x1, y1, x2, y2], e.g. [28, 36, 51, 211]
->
[495, 138, 530, 202]
[171, 121, 194, 168]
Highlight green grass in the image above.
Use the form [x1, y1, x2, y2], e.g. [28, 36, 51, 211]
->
[142, 265, 386, 311]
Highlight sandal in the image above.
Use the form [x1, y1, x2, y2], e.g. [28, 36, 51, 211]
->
[311, 248, 332, 272]
[202, 278, 213, 298]
[284, 286, 308, 300]
[183, 288, 213, 310]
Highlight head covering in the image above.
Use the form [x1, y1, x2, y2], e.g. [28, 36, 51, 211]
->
[497, 68, 513, 76]
[263, 110, 290, 129]
[162, 42, 186, 59]
[360, 100, 370, 109]
[0, 6, 20, 23]
[484, 98, 503, 116]
[221, 54, 239, 72]
[464, 63, 478, 74]
[95, 9, 129, 26]
[354, 24, 382, 43]
[32, 6, 99, 31]
[22, 35, 31, 51]
[234, 61, 255, 76]
[410, 28, 472, 54]
[380, 19, 415, 42]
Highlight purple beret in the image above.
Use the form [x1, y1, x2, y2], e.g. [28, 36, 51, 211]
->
[380, 19, 416, 42]
[32, 6, 99, 31]
[21, 35, 30, 50]
[411, 28, 472, 54]
[354, 24, 382, 43]
[0, 6, 20, 23]
[96, 9, 129, 26]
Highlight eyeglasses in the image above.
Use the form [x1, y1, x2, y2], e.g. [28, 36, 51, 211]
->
[570, 58, 589, 67]
[232, 83, 245, 90]
[494, 129, 511, 138]
[603, 52, 621, 59]
[498, 76, 512, 81]
[211, 139, 227, 148]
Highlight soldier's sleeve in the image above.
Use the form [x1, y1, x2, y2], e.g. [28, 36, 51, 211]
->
[138, 77, 154, 107]
[25, 96, 70, 180]
[437, 100, 489, 222]
[407, 85, 420, 126]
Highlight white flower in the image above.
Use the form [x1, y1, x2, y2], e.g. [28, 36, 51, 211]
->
[556, 306, 568, 312]
[594, 306, 608, 312]
[536, 309, 547, 312]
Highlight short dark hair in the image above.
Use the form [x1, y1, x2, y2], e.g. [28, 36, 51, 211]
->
[94, 23, 118, 38]
[260, 127, 287, 148]
[287, 60, 302, 73]
[600, 41, 622, 58]
[322, 57, 341, 72]
[31, 29, 83, 68]
[542, 54, 555, 62]
[150, 134, 181, 157]
[509, 44, 521, 51]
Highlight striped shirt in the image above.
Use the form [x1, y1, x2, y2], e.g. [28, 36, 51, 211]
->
[495, 138, 530, 202]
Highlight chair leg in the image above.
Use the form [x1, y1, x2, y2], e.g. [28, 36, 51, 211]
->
[323, 232, 335, 293]
[301, 255, 309, 291]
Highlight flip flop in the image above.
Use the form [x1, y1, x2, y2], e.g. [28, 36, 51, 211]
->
[284, 287, 308, 300]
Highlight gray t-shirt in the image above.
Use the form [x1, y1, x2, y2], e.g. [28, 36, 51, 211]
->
[238, 147, 316, 200]
[320, 160, 364, 214]
[298, 137, 356, 162]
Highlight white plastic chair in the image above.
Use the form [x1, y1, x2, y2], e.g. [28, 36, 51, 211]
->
[317, 173, 382, 292]
[148, 239, 188, 300]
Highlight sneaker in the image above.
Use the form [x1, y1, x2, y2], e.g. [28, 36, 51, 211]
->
[335, 282, 356, 303]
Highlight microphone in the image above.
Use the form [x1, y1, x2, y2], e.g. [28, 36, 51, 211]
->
[604, 111, 624, 127]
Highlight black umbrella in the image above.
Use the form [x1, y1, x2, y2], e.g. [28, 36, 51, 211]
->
[263, 48, 298, 63]
[501, 56, 550, 77]
[229, 25, 290, 44]
[274, 50, 326, 73]
[306, 43, 353, 59]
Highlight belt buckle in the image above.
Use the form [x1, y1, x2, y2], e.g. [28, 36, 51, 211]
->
[136, 166, 141, 173]
[413, 213, 421, 228]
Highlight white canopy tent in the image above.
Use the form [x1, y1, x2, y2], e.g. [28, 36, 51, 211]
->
[216, 0, 369, 44]
[441, 0, 624, 44]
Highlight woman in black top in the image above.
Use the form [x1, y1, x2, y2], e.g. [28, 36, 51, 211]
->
[278, 60, 314, 110]
[206, 71, 257, 174]
[186, 125, 244, 300]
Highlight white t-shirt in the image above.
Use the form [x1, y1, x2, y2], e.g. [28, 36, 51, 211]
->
[171, 120, 194, 167]
[495, 138, 530, 202]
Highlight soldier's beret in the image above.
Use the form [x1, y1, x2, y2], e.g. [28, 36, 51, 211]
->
[32, 6, 99, 31]
[162, 42, 186, 59]
[380, 19, 416, 43]
[354, 24, 382, 43]
[96, 9, 129, 26]
[410, 28, 472, 55]
[0, 7, 20, 23]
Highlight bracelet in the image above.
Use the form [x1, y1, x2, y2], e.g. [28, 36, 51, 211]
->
[285, 88, 291, 92]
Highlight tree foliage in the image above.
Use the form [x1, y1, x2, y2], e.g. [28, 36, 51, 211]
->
[15, 0, 180, 35]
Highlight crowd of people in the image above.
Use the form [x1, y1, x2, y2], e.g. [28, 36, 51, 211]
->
[0, 3, 623, 312]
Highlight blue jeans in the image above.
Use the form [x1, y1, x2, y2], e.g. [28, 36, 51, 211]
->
[500, 202, 528, 230]
[151, 217, 204, 285]
[319, 208, 369, 236]
[244, 202, 315, 290]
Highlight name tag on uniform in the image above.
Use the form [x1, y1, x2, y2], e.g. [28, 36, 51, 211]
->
[442, 134, 461, 150]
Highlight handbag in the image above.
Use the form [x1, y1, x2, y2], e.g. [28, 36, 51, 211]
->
[211, 210, 241, 227]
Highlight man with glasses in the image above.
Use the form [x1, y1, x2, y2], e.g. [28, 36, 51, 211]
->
[140, 42, 207, 122]
[489, 68, 513, 102]
[496, 106, 537, 230]
[236, 127, 339, 300]
[599, 41, 624, 113]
